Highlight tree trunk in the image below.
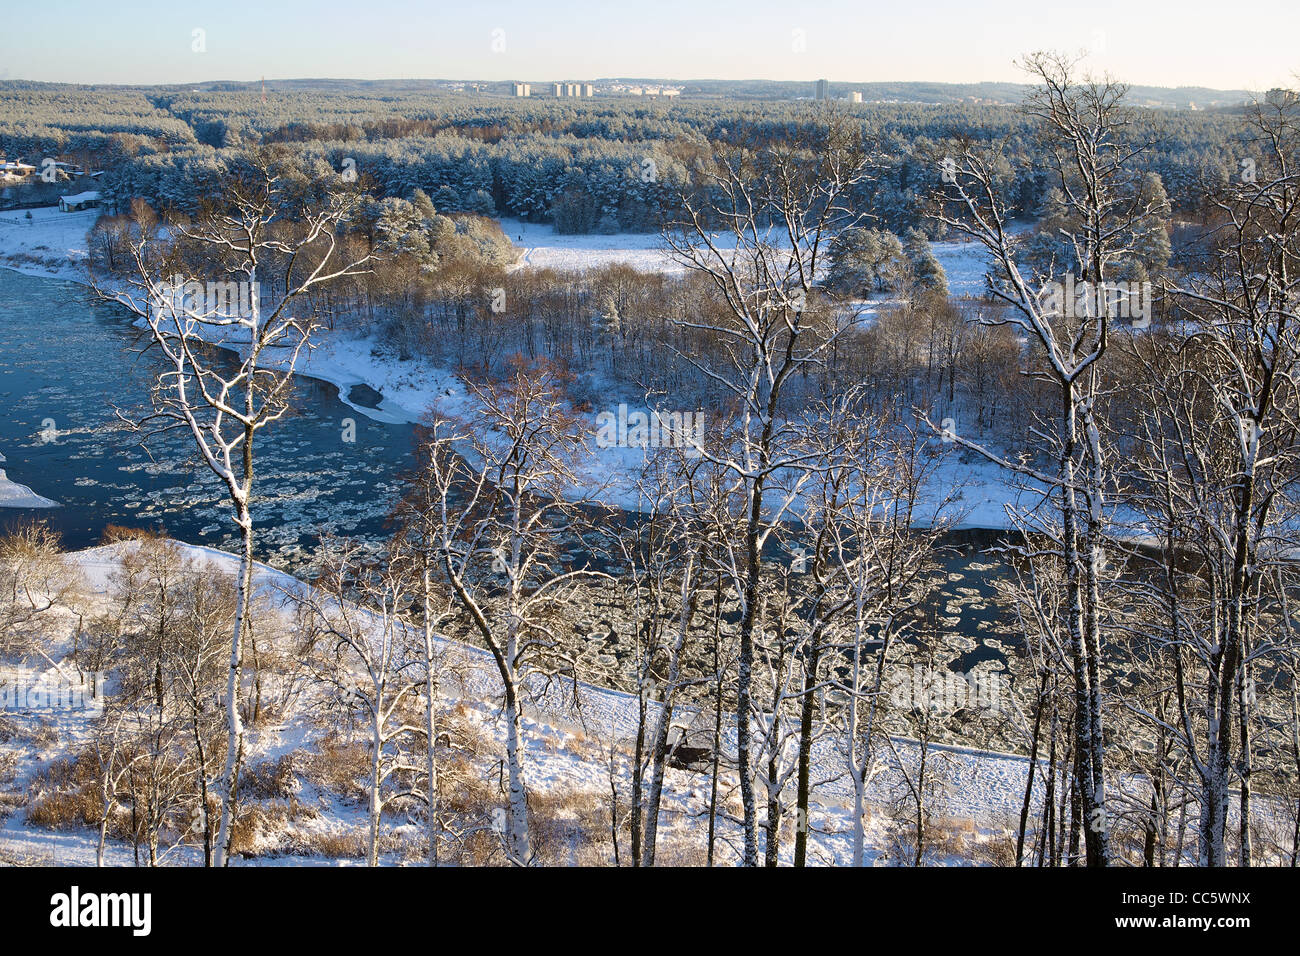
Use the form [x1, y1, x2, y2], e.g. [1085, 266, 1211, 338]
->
[213, 496, 252, 868]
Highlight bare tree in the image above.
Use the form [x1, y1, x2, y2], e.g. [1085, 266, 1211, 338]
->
[1121, 91, 1300, 864]
[299, 539, 428, 866]
[932, 53, 1166, 865]
[663, 109, 875, 863]
[414, 359, 606, 865]
[99, 153, 372, 865]
[392, 448, 473, 867]
[800, 400, 946, 866]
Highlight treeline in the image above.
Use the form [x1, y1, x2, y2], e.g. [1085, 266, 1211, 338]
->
[1, 82, 1256, 233]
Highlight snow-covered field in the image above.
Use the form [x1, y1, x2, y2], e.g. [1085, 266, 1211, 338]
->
[0, 206, 95, 282]
[501, 216, 995, 301]
[504, 218, 680, 274]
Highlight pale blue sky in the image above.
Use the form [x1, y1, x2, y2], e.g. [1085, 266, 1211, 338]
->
[1, 0, 1294, 90]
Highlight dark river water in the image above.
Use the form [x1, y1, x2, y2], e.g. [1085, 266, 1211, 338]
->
[0, 268, 417, 566]
[0, 267, 1021, 659]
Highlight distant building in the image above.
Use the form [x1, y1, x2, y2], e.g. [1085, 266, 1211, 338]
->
[815, 79, 829, 101]
[58, 190, 101, 212]
[848, 91, 862, 104]
[660, 88, 679, 98]
[0, 159, 37, 180]
[49, 160, 84, 178]
[552, 82, 594, 98]
[512, 82, 531, 97]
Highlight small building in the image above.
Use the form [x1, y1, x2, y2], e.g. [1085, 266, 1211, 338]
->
[512, 82, 531, 97]
[553, 82, 564, 97]
[582, 83, 594, 97]
[58, 190, 102, 212]
[848, 91, 862, 103]
[815, 79, 830, 101]
[0, 159, 37, 181]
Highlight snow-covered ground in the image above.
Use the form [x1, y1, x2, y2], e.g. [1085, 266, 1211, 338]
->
[500, 217, 996, 301]
[503, 218, 680, 274]
[0, 206, 95, 281]
[0, 538, 1039, 865]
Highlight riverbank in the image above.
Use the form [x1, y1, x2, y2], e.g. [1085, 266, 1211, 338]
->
[0, 206, 1028, 526]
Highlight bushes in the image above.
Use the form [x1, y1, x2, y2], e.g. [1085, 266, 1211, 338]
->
[301, 737, 370, 804]
[227, 799, 321, 858]
[26, 787, 104, 830]
[240, 754, 299, 801]
[26, 750, 104, 831]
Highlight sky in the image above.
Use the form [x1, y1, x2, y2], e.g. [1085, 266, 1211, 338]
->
[1, 0, 1296, 91]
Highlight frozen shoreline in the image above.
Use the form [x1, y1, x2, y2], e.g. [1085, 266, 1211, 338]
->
[0, 465, 59, 509]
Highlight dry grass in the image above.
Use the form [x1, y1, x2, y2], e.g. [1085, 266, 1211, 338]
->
[648, 840, 712, 867]
[228, 798, 320, 857]
[527, 788, 615, 866]
[300, 828, 368, 859]
[971, 823, 1020, 866]
[26, 786, 104, 830]
[882, 813, 983, 865]
[25, 748, 103, 830]
[301, 737, 369, 804]
[439, 753, 499, 815]
[240, 754, 299, 801]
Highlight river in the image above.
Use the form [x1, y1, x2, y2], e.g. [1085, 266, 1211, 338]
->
[0, 267, 1022, 662]
[0, 268, 417, 567]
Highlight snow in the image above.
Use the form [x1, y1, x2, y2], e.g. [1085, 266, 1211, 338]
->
[502, 217, 683, 274]
[0, 205, 95, 280]
[499, 216, 997, 301]
[0, 452, 58, 508]
[0, 470, 59, 509]
[7, 536, 1280, 865]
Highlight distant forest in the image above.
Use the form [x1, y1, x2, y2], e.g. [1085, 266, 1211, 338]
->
[0, 79, 1262, 233]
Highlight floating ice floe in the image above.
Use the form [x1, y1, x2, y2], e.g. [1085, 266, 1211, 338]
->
[0, 451, 58, 508]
